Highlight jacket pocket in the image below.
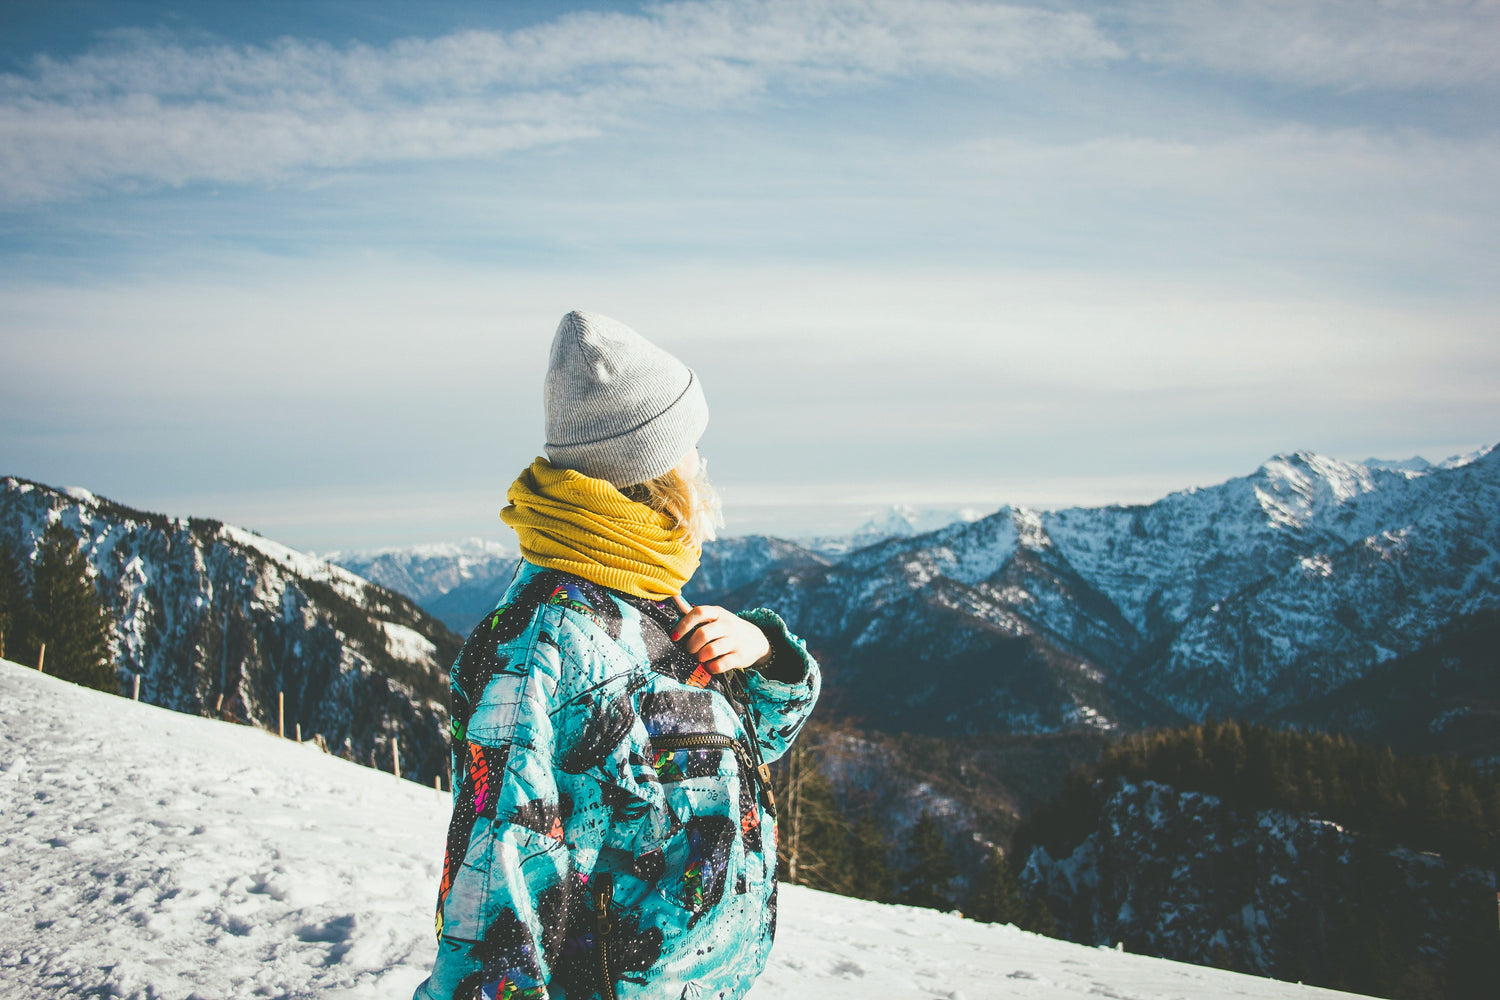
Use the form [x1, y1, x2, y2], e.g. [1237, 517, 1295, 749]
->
[650, 733, 775, 816]
[644, 732, 775, 921]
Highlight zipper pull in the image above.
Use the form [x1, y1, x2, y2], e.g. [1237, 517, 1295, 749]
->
[758, 763, 776, 811]
[593, 873, 613, 935]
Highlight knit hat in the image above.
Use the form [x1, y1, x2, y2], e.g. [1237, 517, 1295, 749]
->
[544, 311, 709, 487]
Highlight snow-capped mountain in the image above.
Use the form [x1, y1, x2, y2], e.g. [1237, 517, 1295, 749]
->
[720, 447, 1500, 740]
[328, 537, 517, 635]
[691, 535, 831, 603]
[0, 477, 459, 785]
[805, 503, 993, 557]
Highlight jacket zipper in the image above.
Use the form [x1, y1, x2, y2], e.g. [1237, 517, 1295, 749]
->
[650, 734, 776, 815]
[593, 872, 615, 1000]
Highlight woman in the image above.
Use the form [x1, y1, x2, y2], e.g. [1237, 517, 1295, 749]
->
[415, 311, 821, 1000]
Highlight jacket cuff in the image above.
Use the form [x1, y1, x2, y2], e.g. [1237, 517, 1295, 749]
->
[736, 607, 813, 685]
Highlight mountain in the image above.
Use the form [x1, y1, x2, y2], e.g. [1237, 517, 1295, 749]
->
[805, 503, 993, 557]
[720, 446, 1500, 742]
[691, 534, 831, 603]
[0, 657, 1366, 1000]
[1271, 608, 1500, 767]
[1019, 777, 1493, 997]
[327, 537, 517, 635]
[0, 477, 459, 785]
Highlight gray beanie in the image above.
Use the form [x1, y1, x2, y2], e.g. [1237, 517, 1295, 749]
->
[544, 311, 709, 487]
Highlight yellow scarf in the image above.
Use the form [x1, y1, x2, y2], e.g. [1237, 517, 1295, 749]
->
[499, 458, 699, 600]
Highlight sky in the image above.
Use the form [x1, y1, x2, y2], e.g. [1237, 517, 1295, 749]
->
[1, 0, 1497, 550]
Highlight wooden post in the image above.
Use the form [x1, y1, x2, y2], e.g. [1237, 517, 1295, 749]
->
[433, 774, 442, 791]
[36, 642, 46, 673]
[787, 744, 803, 883]
[214, 693, 224, 717]
[392, 736, 401, 779]
[295, 722, 302, 743]
[132, 673, 141, 701]
[278, 691, 285, 738]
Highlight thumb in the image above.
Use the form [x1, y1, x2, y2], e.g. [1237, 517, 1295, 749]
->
[672, 594, 692, 614]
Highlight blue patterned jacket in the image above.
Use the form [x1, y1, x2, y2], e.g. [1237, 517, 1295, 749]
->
[414, 560, 821, 1000]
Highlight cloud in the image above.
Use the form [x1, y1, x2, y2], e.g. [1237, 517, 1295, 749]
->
[0, 1, 1120, 204]
[1128, 0, 1500, 89]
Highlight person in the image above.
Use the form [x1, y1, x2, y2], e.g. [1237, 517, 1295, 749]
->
[414, 311, 821, 1000]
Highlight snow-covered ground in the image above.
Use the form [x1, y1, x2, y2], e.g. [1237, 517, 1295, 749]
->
[0, 659, 1365, 1000]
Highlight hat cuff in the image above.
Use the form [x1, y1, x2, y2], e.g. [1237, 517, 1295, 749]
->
[546, 372, 709, 487]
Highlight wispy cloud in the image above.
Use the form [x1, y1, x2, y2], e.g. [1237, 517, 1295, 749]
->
[1130, 0, 1500, 89]
[0, 0, 1120, 203]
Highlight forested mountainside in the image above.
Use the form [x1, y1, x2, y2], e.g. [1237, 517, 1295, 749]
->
[1271, 608, 1500, 767]
[1021, 778, 1493, 999]
[1011, 723, 1500, 1000]
[0, 478, 460, 785]
[722, 447, 1500, 741]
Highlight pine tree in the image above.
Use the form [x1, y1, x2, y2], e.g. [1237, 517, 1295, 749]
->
[27, 521, 115, 692]
[897, 811, 958, 911]
[0, 539, 26, 661]
[1024, 896, 1058, 938]
[846, 814, 896, 902]
[966, 848, 1027, 925]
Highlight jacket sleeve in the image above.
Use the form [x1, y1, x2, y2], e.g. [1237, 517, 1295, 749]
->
[734, 607, 821, 764]
[416, 608, 654, 1000]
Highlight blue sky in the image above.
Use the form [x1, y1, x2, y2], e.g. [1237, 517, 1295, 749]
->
[1, 0, 1497, 549]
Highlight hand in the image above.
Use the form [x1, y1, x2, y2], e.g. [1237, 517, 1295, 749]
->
[670, 595, 772, 674]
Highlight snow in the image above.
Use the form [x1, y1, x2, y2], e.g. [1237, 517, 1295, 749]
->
[0, 659, 1369, 1000]
[220, 523, 370, 604]
[380, 621, 437, 663]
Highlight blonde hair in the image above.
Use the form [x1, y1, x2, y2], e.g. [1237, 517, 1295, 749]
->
[623, 460, 723, 549]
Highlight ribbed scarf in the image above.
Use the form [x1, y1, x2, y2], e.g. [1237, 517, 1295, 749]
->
[499, 457, 699, 600]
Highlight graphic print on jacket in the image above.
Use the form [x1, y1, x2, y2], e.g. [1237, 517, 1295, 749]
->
[416, 562, 821, 1000]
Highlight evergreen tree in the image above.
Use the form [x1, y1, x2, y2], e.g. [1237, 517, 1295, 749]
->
[1024, 896, 1058, 938]
[846, 814, 896, 902]
[966, 848, 1027, 925]
[897, 812, 958, 911]
[0, 539, 26, 661]
[27, 521, 115, 691]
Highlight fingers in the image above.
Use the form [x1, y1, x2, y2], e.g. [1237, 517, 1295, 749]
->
[703, 650, 755, 674]
[678, 618, 728, 656]
[669, 603, 720, 641]
[671, 594, 692, 614]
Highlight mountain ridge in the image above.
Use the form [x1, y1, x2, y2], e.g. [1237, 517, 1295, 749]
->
[0, 476, 459, 785]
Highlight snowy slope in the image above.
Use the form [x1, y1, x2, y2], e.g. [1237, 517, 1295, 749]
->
[0, 659, 1365, 1000]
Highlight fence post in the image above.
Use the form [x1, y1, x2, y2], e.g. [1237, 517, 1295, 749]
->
[278, 691, 285, 738]
[132, 673, 140, 701]
[214, 693, 224, 717]
[37, 642, 46, 673]
[392, 736, 401, 779]
[295, 722, 302, 743]
[433, 774, 442, 791]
